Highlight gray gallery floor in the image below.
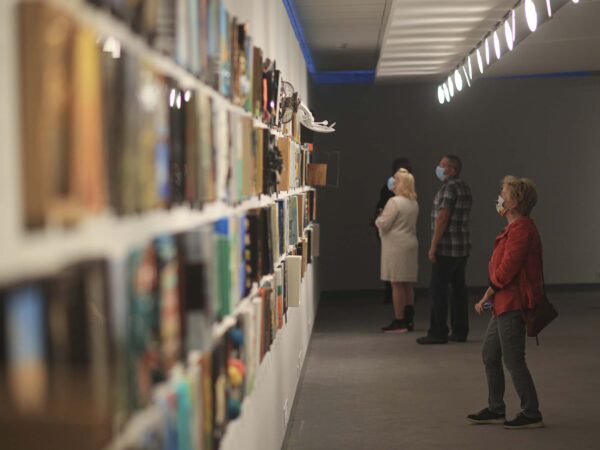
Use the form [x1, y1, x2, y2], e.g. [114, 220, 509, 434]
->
[283, 290, 600, 450]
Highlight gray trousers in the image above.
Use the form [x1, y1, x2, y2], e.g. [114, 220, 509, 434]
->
[482, 311, 542, 419]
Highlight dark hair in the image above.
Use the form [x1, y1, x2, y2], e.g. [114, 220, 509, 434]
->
[443, 155, 462, 175]
[392, 157, 412, 174]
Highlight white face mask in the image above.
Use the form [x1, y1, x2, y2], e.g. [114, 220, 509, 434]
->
[496, 195, 508, 216]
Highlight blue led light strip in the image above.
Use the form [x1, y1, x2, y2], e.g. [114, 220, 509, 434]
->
[281, 0, 375, 84]
[281, 0, 316, 73]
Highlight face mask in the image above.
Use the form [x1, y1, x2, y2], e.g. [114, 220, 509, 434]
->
[496, 195, 508, 216]
[387, 177, 396, 191]
[435, 165, 447, 182]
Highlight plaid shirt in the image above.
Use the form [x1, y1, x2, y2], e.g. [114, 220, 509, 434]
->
[431, 177, 472, 257]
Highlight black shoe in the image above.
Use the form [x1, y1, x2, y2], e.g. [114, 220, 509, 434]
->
[467, 408, 506, 425]
[416, 335, 448, 345]
[504, 413, 544, 429]
[448, 334, 467, 342]
[381, 320, 409, 333]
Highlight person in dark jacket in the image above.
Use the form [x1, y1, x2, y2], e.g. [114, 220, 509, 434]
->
[468, 176, 544, 429]
[373, 158, 413, 312]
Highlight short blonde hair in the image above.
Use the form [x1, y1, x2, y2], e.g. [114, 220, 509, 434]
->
[502, 175, 537, 216]
[394, 168, 417, 200]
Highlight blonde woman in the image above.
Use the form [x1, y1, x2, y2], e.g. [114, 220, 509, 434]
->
[376, 168, 419, 333]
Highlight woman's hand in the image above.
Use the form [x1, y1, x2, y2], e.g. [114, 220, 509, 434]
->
[474, 299, 486, 316]
[474, 287, 495, 315]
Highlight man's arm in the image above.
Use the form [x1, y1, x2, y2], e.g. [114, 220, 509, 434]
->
[428, 208, 450, 263]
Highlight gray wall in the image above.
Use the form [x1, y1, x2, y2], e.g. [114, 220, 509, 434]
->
[312, 76, 600, 291]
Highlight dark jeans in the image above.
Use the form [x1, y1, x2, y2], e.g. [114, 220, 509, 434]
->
[482, 311, 541, 419]
[428, 255, 469, 339]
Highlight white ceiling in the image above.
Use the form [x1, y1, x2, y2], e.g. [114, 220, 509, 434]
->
[294, 0, 391, 71]
[376, 0, 518, 81]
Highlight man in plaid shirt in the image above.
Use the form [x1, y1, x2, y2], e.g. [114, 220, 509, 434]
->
[417, 155, 473, 345]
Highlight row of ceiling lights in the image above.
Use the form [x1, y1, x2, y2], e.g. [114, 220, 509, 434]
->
[437, 0, 581, 104]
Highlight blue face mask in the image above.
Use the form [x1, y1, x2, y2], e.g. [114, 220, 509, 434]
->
[435, 165, 447, 182]
[387, 177, 396, 191]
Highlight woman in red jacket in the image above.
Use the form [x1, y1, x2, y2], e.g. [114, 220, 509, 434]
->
[467, 176, 544, 429]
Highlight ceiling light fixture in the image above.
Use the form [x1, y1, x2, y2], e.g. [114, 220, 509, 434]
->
[493, 31, 501, 60]
[438, 86, 445, 104]
[468, 55, 473, 79]
[455, 70, 463, 91]
[505, 21, 514, 51]
[512, 9, 516, 42]
[462, 65, 471, 87]
[525, 0, 538, 32]
[476, 48, 484, 74]
[572, 0, 580, 4]
[437, 0, 568, 105]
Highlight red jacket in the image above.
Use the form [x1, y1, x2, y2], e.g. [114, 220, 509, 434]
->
[488, 216, 544, 316]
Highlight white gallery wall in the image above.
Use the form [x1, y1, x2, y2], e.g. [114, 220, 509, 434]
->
[313, 76, 600, 291]
[225, 0, 309, 101]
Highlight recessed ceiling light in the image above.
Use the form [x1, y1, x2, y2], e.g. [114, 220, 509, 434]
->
[546, 0, 553, 17]
[512, 9, 516, 42]
[468, 55, 473, 79]
[448, 76, 455, 97]
[493, 31, 501, 60]
[572, 0, 580, 4]
[438, 86, 445, 104]
[505, 21, 514, 50]
[525, 0, 538, 32]
[485, 38, 490, 65]
[476, 48, 484, 74]
[454, 70, 463, 91]
[443, 83, 450, 102]
[462, 65, 471, 87]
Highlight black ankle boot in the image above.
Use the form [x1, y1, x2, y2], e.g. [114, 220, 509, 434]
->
[404, 305, 415, 331]
[381, 319, 409, 333]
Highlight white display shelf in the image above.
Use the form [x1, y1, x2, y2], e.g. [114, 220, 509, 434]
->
[0, 186, 311, 286]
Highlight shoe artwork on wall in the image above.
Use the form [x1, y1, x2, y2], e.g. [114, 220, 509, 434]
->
[298, 102, 336, 133]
